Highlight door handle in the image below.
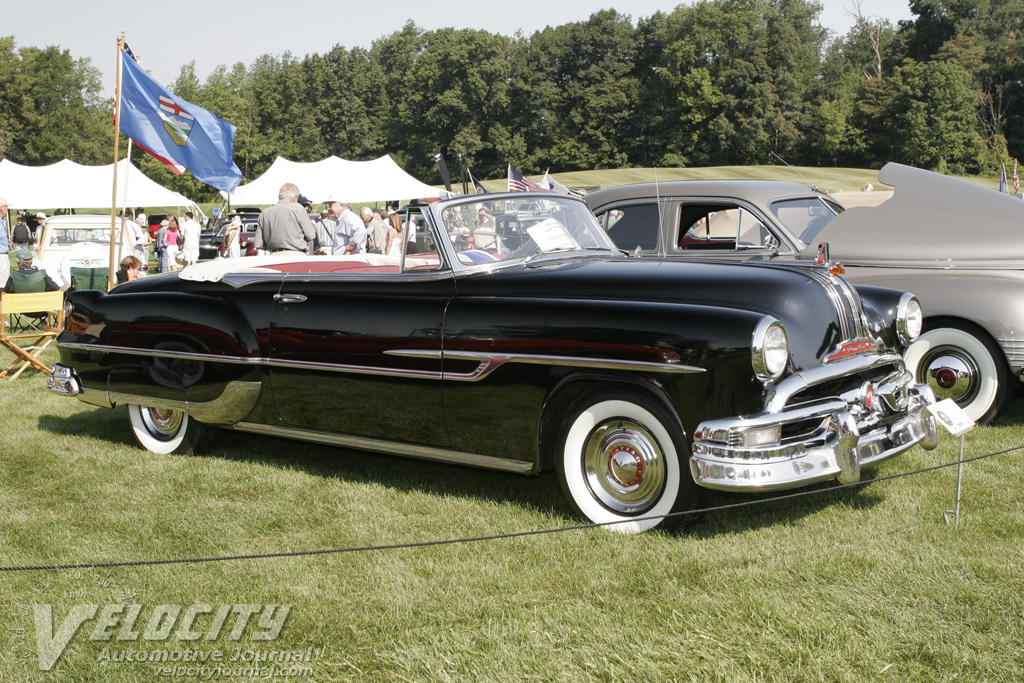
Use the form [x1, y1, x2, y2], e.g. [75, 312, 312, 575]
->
[273, 294, 307, 303]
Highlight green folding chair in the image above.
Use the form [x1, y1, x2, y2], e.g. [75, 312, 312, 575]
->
[7, 270, 49, 332]
[69, 267, 110, 293]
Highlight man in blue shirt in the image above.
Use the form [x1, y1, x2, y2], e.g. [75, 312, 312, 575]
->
[0, 197, 10, 289]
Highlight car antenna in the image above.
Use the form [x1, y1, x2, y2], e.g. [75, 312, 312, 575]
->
[770, 151, 819, 193]
[655, 166, 665, 258]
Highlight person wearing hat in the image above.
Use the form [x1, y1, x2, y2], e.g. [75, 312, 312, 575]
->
[3, 248, 63, 293]
[0, 197, 10, 289]
[326, 196, 366, 255]
[33, 212, 46, 244]
[224, 215, 243, 259]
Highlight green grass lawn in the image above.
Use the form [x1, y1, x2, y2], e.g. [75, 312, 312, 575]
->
[1, 348, 1022, 682]
[473, 164, 1003, 195]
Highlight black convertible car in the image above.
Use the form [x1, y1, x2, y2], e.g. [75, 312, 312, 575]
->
[48, 193, 938, 533]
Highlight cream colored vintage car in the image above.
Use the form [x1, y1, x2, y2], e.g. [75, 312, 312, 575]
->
[33, 214, 138, 287]
[586, 163, 1023, 424]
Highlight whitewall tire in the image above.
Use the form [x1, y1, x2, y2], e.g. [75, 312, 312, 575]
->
[128, 404, 215, 455]
[903, 323, 1011, 425]
[556, 391, 700, 534]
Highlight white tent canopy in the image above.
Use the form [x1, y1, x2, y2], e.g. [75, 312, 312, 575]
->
[225, 155, 443, 206]
[0, 158, 195, 210]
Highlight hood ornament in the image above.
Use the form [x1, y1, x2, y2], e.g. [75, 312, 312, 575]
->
[814, 242, 845, 277]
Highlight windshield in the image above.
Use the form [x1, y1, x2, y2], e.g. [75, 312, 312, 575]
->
[768, 197, 843, 245]
[438, 195, 618, 266]
[44, 224, 129, 246]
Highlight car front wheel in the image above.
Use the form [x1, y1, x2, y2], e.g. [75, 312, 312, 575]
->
[556, 390, 701, 534]
[903, 322, 1011, 425]
[128, 404, 216, 455]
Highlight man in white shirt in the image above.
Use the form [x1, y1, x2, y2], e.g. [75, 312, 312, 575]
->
[180, 211, 202, 267]
[329, 197, 366, 255]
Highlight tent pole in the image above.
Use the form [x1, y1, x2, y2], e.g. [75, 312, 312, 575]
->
[108, 31, 125, 291]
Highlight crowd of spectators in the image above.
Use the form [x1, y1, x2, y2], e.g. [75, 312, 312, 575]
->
[253, 183, 407, 258]
[0, 184, 421, 292]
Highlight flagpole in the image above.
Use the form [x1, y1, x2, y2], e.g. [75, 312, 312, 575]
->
[108, 31, 125, 291]
[121, 139, 134, 217]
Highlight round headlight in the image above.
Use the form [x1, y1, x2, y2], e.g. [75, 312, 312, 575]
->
[897, 294, 923, 344]
[753, 318, 788, 381]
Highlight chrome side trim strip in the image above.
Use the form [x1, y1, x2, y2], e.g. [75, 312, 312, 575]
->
[58, 342, 703, 383]
[267, 357, 442, 379]
[101, 381, 263, 425]
[388, 349, 704, 381]
[59, 342, 265, 365]
[233, 422, 536, 474]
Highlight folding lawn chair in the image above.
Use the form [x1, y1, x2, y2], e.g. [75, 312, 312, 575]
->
[0, 290, 66, 380]
[68, 267, 109, 292]
[6, 269, 48, 332]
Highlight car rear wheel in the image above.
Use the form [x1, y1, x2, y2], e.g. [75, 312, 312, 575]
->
[556, 390, 701, 533]
[128, 404, 216, 455]
[903, 322, 1011, 425]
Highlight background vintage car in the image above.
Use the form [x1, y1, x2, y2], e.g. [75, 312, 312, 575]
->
[198, 212, 260, 260]
[48, 193, 937, 533]
[32, 214, 137, 288]
[585, 163, 1023, 424]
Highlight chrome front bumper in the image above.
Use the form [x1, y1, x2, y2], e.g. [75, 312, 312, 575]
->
[690, 379, 939, 492]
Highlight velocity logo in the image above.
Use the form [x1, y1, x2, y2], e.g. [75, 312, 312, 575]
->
[33, 603, 291, 671]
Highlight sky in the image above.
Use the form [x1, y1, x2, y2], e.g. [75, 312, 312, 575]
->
[7, 0, 915, 96]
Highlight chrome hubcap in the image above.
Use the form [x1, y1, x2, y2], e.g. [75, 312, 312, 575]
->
[142, 407, 183, 440]
[921, 349, 977, 404]
[583, 421, 666, 514]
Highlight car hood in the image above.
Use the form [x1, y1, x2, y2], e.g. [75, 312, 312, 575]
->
[800, 162, 1024, 264]
[466, 257, 873, 370]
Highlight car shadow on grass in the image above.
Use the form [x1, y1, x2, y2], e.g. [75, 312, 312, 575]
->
[38, 406, 892, 538]
[192, 426, 896, 538]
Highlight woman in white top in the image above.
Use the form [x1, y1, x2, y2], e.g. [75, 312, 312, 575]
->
[385, 212, 403, 258]
[224, 215, 242, 259]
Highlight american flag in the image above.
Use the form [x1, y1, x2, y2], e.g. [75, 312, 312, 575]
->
[507, 165, 548, 192]
[1014, 160, 1019, 195]
[123, 42, 139, 64]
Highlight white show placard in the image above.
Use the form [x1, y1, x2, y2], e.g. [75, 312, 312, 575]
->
[927, 398, 975, 436]
[527, 219, 578, 251]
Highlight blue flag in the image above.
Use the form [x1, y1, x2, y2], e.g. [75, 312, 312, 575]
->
[469, 170, 490, 194]
[118, 51, 242, 193]
[1000, 164, 1008, 193]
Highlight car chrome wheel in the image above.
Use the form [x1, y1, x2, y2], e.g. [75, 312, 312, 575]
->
[583, 421, 667, 514]
[128, 403, 216, 455]
[556, 391, 700, 534]
[140, 407, 184, 441]
[904, 323, 1011, 425]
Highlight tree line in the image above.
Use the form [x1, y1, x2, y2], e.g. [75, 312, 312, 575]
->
[1, 0, 1021, 201]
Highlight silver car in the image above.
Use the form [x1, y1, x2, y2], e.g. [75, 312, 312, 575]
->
[585, 162, 1023, 424]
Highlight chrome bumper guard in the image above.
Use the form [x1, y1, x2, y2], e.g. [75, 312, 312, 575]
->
[47, 364, 82, 397]
[691, 368, 939, 492]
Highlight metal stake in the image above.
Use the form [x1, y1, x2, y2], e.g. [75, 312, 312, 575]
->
[943, 434, 965, 527]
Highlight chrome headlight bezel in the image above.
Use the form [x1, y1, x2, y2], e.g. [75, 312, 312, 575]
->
[896, 293, 923, 345]
[752, 317, 788, 382]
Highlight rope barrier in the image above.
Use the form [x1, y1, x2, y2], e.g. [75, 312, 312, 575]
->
[1, 444, 1019, 573]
